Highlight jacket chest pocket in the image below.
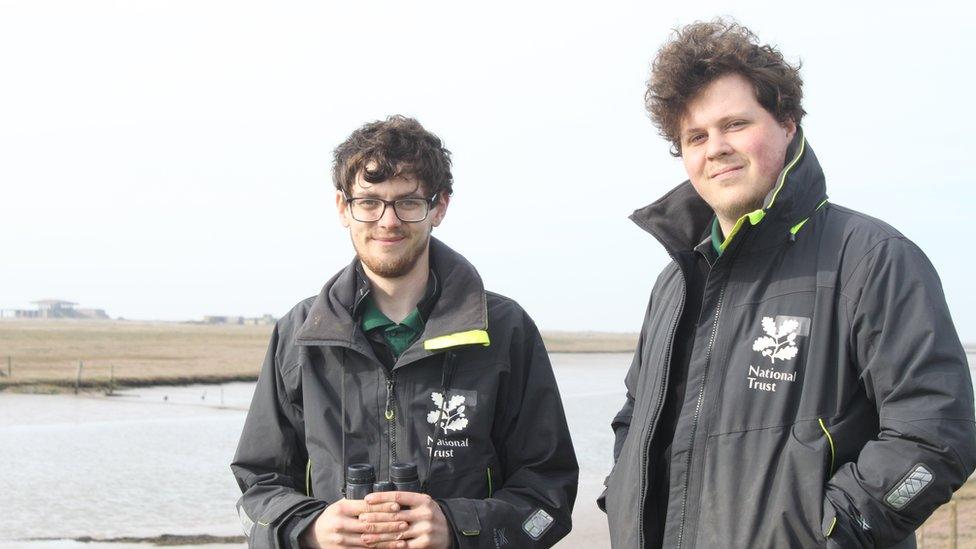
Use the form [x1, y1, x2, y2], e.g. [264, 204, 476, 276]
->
[708, 291, 817, 435]
[400, 379, 496, 480]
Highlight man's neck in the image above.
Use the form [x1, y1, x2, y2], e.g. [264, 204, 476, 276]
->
[716, 200, 765, 244]
[362, 247, 430, 324]
[716, 215, 736, 243]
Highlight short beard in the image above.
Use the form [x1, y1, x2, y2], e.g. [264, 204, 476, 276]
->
[714, 195, 767, 226]
[356, 232, 430, 278]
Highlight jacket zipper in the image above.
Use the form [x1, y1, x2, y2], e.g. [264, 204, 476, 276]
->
[675, 277, 727, 548]
[384, 372, 398, 468]
[303, 337, 403, 482]
[636, 275, 685, 548]
[354, 287, 403, 471]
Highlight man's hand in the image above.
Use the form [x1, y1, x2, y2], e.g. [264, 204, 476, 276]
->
[359, 491, 452, 549]
[301, 498, 406, 548]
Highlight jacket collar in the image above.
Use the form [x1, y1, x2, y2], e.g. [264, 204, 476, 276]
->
[295, 237, 489, 366]
[630, 129, 828, 257]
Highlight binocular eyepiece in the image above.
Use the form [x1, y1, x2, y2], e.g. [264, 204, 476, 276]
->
[345, 463, 376, 500]
[345, 462, 422, 499]
[390, 462, 422, 492]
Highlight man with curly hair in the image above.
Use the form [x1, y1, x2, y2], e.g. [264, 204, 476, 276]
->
[232, 115, 578, 548]
[600, 19, 975, 548]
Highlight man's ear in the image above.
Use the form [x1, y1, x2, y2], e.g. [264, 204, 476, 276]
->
[430, 192, 450, 228]
[336, 190, 351, 228]
[783, 118, 797, 141]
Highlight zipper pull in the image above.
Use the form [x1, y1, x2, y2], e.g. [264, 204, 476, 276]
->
[385, 379, 395, 420]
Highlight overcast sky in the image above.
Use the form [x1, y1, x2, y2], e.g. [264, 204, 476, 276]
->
[2, 1, 974, 341]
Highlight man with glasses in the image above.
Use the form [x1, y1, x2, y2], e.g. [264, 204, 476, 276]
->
[232, 115, 578, 549]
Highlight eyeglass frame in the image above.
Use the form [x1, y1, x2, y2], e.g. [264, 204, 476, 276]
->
[341, 191, 441, 223]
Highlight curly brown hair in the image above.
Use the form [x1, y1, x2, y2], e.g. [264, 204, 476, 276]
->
[333, 115, 454, 196]
[647, 19, 805, 157]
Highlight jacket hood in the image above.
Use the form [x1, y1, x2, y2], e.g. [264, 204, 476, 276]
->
[295, 237, 489, 365]
[630, 129, 827, 255]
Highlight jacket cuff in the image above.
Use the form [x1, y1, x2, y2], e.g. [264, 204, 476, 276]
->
[823, 493, 871, 548]
[244, 493, 326, 549]
[437, 499, 480, 548]
[285, 504, 328, 548]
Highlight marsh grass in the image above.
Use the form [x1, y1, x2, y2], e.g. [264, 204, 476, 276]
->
[0, 320, 638, 391]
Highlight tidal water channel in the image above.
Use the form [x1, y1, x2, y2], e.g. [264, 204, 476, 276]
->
[4, 352, 974, 548]
[0, 353, 630, 548]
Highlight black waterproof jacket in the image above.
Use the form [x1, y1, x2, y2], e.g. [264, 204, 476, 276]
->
[602, 132, 976, 548]
[232, 238, 578, 548]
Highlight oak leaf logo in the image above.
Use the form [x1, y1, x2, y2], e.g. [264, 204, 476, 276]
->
[752, 316, 800, 363]
[427, 391, 468, 432]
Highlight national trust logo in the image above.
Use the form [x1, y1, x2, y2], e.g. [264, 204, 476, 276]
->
[427, 391, 469, 433]
[426, 391, 472, 459]
[746, 316, 803, 393]
[752, 316, 800, 364]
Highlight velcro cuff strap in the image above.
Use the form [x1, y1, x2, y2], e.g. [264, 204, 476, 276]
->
[258, 493, 317, 527]
[822, 498, 838, 538]
[443, 499, 481, 537]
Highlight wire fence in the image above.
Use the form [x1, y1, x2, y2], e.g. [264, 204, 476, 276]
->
[0, 355, 255, 391]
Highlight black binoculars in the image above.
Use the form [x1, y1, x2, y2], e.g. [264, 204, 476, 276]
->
[345, 462, 423, 500]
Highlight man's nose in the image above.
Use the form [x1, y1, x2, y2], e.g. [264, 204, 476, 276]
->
[705, 132, 733, 160]
[377, 203, 403, 228]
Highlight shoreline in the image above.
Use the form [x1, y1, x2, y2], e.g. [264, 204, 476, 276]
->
[0, 320, 637, 392]
[0, 351, 633, 394]
[26, 534, 245, 546]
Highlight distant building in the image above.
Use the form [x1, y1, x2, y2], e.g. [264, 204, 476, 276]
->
[204, 315, 239, 325]
[74, 308, 110, 319]
[244, 314, 277, 326]
[205, 314, 276, 325]
[33, 299, 78, 317]
[0, 308, 38, 318]
[0, 299, 109, 319]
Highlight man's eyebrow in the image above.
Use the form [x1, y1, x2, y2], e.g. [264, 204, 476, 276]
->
[720, 112, 751, 123]
[349, 191, 426, 200]
[680, 124, 707, 142]
[351, 190, 382, 198]
[681, 113, 753, 138]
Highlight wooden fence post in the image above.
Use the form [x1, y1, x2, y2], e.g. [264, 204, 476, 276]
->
[75, 361, 84, 394]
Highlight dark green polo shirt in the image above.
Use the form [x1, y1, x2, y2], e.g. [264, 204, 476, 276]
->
[711, 216, 724, 256]
[361, 299, 425, 358]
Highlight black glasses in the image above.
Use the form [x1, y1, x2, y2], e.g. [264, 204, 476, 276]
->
[343, 193, 438, 223]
